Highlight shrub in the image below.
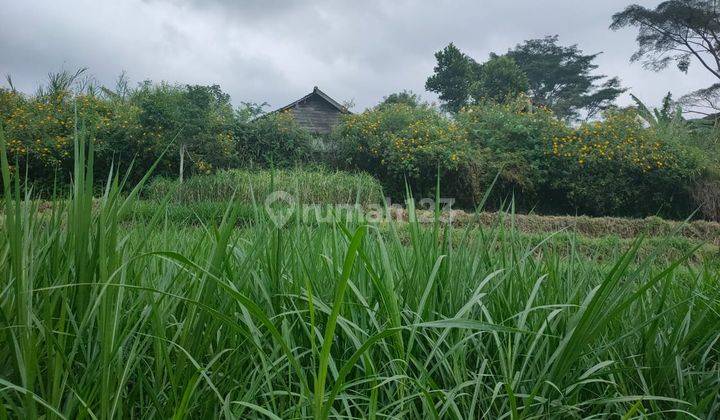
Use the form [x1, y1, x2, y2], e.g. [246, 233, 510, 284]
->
[1, 87, 96, 182]
[0, 75, 240, 186]
[334, 103, 478, 204]
[234, 110, 313, 168]
[131, 82, 238, 179]
[455, 97, 567, 211]
[547, 110, 705, 217]
[692, 178, 720, 222]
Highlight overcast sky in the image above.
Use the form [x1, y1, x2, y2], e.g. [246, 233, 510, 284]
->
[1, 0, 716, 112]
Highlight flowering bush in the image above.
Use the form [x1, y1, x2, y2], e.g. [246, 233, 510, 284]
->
[0, 87, 127, 183]
[546, 110, 705, 217]
[334, 103, 479, 203]
[2, 72, 717, 220]
[0, 80, 240, 186]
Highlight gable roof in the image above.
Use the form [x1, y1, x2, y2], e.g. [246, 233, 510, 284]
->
[272, 86, 351, 115]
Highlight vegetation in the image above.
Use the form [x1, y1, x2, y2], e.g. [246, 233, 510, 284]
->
[333, 101, 476, 203]
[3, 67, 720, 221]
[146, 168, 384, 205]
[504, 36, 626, 120]
[0, 74, 312, 188]
[333, 96, 715, 218]
[470, 56, 529, 104]
[611, 0, 720, 115]
[4, 2, 720, 418]
[2, 127, 720, 418]
[425, 37, 625, 120]
[424, 43, 477, 113]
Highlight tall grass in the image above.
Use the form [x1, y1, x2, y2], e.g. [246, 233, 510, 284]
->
[1, 127, 719, 418]
[146, 168, 384, 206]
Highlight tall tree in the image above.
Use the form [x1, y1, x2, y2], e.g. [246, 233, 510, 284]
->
[611, 0, 720, 76]
[425, 43, 478, 113]
[611, 0, 720, 114]
[470, 55, 529, 103]
[504, 36, 625, 120]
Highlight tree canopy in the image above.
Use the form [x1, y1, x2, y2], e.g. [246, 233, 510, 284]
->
[611, 1, 720, 115]
[470, 55, 529, 103]
[611, 0, 720, 77]
[377, 90, 424, 109]
[426, 38, 624, 120]
[505, 36, 625, 120]
[425, 43, 478, 113]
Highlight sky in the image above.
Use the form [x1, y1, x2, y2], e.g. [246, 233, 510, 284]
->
[0, 0, 716, 112]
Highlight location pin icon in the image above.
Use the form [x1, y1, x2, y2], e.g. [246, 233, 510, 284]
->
[264, 191, 296, 228]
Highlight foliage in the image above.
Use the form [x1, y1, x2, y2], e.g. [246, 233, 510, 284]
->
[0, 78, 141, 184]
[334, 103, 478, 203]
[425, 43, 478, 113]
[234, 109, 312, 167]
[678, 82, 720, 116]
[377, 90, 424, 109]
[333, 95, 718, 219]
[0, 72, 318, 187]
[147, 167, 383, 205]
[426, 38, 624, 119]
[3, 69, 720, 221]
[469, 55, 529, 103]
[455, 96, 564, 209]
[692, 178, 720, 221]
[611, 0, 720, 76]
[504, 36, 626, 120]
[1, 137, 719, 418]
[611, 1, 720, 114]
[631, 92, 681, 128]
[131, 82, 237, 178]
[547, 109, 705, 217]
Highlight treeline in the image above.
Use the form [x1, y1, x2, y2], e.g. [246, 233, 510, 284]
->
[0, 71, 312, 186]
[1, 73, 719, 220]
[337, 95, 719, 220]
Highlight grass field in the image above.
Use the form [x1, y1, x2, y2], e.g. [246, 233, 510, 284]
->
[1, 139, 720, 418]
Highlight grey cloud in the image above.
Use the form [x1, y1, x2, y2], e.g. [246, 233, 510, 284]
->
[1, 0, 716, 111]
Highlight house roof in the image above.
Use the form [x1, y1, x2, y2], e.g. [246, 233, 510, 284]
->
[272, 86, 351, 115]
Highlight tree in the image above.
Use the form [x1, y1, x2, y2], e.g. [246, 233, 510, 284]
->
[611, 1, 720, 76]
[504, 36, 625, 120]
[470, 55, 529, 103]
[425, 43, 479, 113]
[378, 90, 423, 109]
[426, 39, 624, 118]
[677, 83, 720, 116]
[611, 1, 720, 114]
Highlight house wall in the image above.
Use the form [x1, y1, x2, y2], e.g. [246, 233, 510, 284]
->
[289, 94, 344, 135]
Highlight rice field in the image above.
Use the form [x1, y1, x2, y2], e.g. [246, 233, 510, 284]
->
[1, 137, 719, 418]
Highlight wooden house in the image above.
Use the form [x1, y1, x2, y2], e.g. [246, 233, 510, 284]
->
[272, 86, 351, 135]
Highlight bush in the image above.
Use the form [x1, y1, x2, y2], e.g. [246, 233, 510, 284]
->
[131, 82, 238, 179]
[0, 75, 240, 186]
[333, 98, 715, 219]
[333, 103, 479, 205]
[4, 70, 720, 221]
[455, 97, 565, 211]
[0, 86, 118, 183]
[234, 110, 312, 168]
[547, 110, 705, 217]
[692, 178, 720, 221]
